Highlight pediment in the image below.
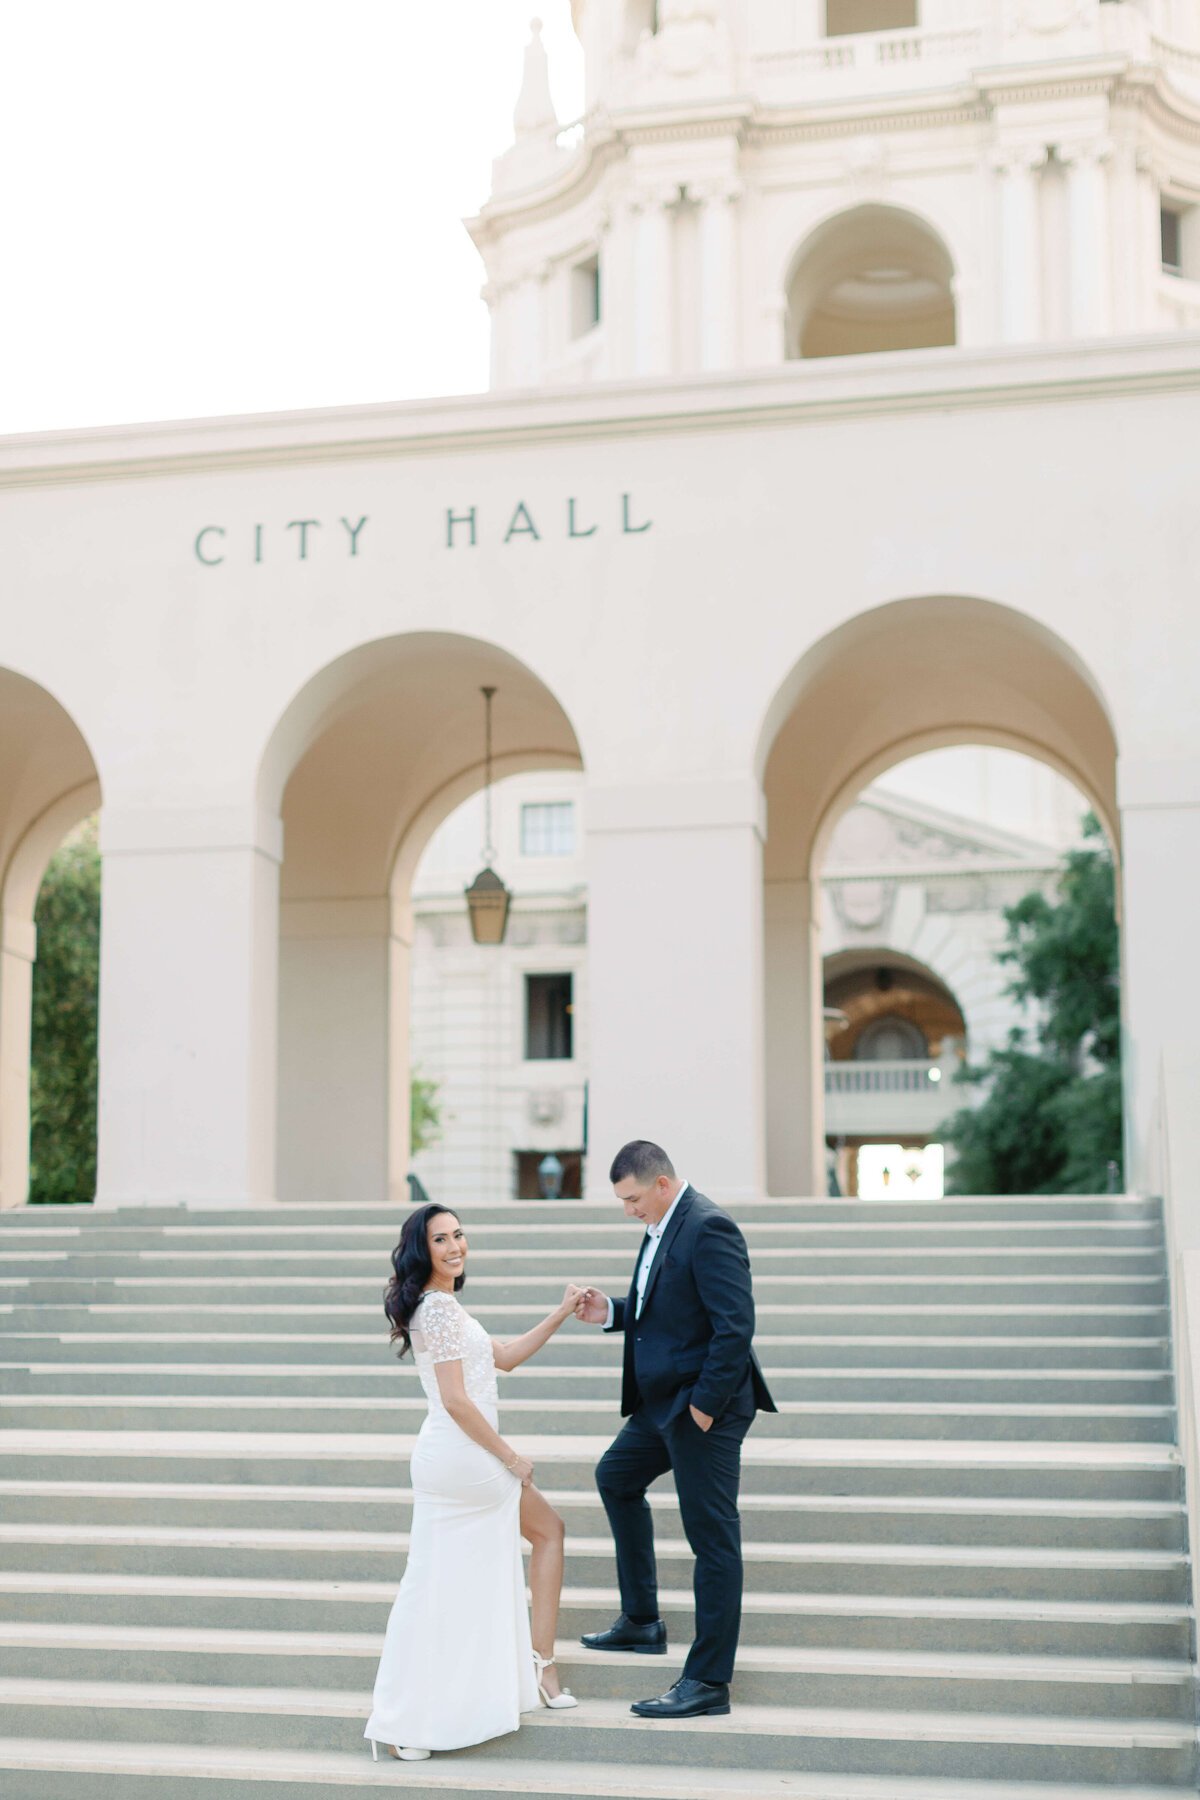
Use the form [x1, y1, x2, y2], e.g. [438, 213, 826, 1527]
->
[824, 790, 1064, 873]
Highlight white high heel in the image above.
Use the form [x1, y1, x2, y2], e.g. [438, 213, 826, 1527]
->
[370, 1740, 431, 1761]
[533, 1650, 578, 1709]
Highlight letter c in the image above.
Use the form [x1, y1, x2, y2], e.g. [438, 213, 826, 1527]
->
[194, 526, 226, 565]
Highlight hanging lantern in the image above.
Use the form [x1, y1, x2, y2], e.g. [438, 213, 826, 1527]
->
[465, 685, 512, 945]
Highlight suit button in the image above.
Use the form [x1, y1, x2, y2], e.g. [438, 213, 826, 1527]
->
[636, 1335, 642, 1342]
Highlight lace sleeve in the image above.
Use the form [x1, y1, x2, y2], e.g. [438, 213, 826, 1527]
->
[415, 1292, 467, 1363]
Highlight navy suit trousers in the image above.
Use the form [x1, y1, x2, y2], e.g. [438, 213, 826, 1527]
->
[595, 1403, 751, 1686]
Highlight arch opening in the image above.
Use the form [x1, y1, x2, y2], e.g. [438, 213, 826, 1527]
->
[0, 669, 101, 1209]
[785, 204, 956, 361]
[758, 597, 1119, 1197]
[259, 633, 583, 1205]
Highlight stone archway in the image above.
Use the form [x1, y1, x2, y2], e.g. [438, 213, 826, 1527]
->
[757, 595, 1118, 1196]
[259, 633, 582, 1204]
[785, 204, 957, 360]
[0, 669, 100, 1209]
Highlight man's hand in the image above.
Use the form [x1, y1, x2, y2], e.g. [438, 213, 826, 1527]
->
[576, 1287, 610, 1325]
[689, 1404, 714, 1433]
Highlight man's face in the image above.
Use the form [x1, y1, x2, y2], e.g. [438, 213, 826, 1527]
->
[614, 1172, 677, 1226]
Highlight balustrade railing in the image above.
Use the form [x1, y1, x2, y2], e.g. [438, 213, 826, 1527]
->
[825, 1058, 945, 1095]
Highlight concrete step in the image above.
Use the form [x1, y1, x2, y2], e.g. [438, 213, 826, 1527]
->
[0, 1682, 1194, 1785]
[0, 1522, 1187, 1602]
[5, 1247, 1171, 1279]
[3, 1276, 1173, 1308]
[0, 1739, 1194, 1800]
[0, 1392, 1176, 1441]
[2, 1573, 1189, 1658]
[0, 1196, 1164, 1227]
[0, 1480, 1183, 1548]
[0, 1193, 1189, 1796]
[0, 1302, 1169, 1337]
[0, 1627, 1193, 1720]
[0, 1432, 1181, 1498]
[0, 1363, 1176, 1407]
[0, 1331, 1171, 1370]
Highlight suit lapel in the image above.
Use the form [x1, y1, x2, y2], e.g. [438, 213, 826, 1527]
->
[639, 1188, 693, 1317]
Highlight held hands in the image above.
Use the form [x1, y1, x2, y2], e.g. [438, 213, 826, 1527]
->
[558, 1282, 586, 1321]
[574, 1286, 610, 1325]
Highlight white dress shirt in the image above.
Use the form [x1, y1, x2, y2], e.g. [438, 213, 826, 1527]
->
[604, 1180, 689, 1329]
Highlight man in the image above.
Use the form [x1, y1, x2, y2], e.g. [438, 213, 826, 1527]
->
[575, 1139, 776, 1719]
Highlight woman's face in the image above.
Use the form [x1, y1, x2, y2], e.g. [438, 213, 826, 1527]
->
[426, 1212, 467, 1283]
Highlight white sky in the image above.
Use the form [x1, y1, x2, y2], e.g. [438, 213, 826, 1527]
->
[0, 2, 584, 436]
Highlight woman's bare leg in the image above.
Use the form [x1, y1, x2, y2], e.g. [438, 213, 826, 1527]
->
[521, 1482, 566, 1698]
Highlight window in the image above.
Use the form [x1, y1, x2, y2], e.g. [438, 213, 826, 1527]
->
[570, 256, 601, 338]
[825, 0, 917, 35]
[1162, 205, 1183, 274]
[521, 801, 576, 856]
[526, 973, 573, 1060]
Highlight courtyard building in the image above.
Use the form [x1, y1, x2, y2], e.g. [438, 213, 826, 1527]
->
[0, 0, 1195, 1218]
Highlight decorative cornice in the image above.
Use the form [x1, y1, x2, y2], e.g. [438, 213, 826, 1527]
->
[1, 336, 1200, 490]
[470, 48, 1200, 247]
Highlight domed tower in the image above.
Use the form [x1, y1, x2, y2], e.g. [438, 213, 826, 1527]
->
[467, 2, 1200, 388]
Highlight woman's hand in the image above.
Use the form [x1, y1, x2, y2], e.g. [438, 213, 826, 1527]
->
[508, 1453, 534, 1486]
[558, 1282, 585, 1320]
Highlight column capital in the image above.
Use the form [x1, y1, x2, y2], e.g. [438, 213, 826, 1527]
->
[631, 180, 683, 214]
[989, 142, 1047, 176]
[1060, 137, 1114, 170]
[689, 177, 744, 207]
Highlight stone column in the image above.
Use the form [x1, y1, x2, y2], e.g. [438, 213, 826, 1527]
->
[764, 877, 825, 1197]
[277, 896, 411, 1205]
[94, 806, 282, 1208]
[585, 779, 765, 1201]
[994, 146, 1045, 343]
[1108, 144, 1142, 334]
[0, 915, 35, 1210]
[1118, 755, 1200, 1192]
[695, 181, 742, 371]
[1065, 140, 1113, 338]
[633, 185, 678, 378]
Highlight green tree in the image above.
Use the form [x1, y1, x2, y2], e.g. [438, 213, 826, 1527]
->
[410, 1071, 442, 1157]
[944, 814, 1122, 1195]
[29, 818, 101, 1204]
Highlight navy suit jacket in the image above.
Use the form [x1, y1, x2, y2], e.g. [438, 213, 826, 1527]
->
[605, 1186, 776, 1425]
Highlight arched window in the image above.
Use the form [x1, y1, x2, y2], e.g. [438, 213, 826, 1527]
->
[853, 1016, 928, 1062]
[786, 204, 956, 360]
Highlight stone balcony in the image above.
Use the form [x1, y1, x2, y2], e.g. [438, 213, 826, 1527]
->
[825, 1055, 963, 1138]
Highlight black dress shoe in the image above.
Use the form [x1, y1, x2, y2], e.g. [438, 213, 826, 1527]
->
[631, 1677, 730, 1718]
[580, 1613, 667, 1654]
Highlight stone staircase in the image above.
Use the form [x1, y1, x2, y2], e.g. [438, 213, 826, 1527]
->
[0, 1194, 1195, 1800]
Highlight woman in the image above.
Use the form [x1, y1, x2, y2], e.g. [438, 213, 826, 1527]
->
[365, 1203, 583, 1761]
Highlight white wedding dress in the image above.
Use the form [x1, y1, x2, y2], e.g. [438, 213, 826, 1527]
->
[364, 1290, 540, 1753]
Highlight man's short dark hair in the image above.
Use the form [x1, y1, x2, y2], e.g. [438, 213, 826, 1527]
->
[609, 1140, 675, 1185]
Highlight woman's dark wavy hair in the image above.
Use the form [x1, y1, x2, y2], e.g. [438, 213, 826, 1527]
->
[384, 1204, 464, 1358]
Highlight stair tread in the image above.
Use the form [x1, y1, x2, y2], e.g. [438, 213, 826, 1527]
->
[2, 1621, 1194, 1684]
[0, 1394, 1178, 1418]
[2, 1362, 1176, 1383]
[0, 1427, 1180, 1462]
[0, 1521, 1186, 1565]
[0, 1479, 1181, 1515]
[1, 1570, 1190, 1619]
[0, 1739, 1190, 1800]
[2, 1681, 1195, 1745]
